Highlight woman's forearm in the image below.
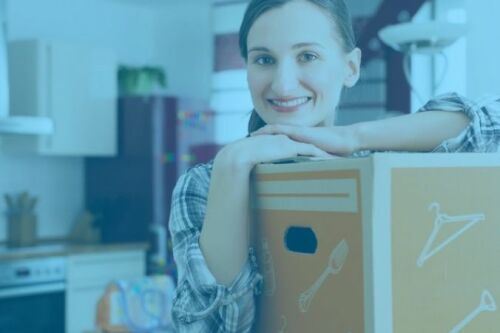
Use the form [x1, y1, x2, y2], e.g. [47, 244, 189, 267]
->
[352, 111, 470, 152]
[199, 147, 254, 286]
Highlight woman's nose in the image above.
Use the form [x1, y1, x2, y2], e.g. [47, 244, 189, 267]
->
[271, 61, 299, 95]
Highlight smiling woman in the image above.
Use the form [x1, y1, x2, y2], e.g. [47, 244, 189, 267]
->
[244, 0, 361, 128]
[168, 0, 500, 332]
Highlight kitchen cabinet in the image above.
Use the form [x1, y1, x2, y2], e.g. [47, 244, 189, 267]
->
[65, 249, 145, 333]
[3, 39, 117, 156]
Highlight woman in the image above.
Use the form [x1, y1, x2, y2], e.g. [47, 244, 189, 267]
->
[169, 0, 500, 332]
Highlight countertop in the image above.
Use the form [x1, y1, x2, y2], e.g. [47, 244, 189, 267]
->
[0, 242, 149, 261]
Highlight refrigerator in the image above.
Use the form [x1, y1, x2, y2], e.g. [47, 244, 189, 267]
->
[85, 95, 217, 275]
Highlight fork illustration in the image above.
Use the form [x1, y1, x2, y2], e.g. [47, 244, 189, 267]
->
[261, 239, 276, 296]
[277, 315, 287, 333]
[298, 239, 349, 313]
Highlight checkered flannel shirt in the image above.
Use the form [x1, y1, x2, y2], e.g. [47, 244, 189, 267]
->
[169, 92, 500, 333]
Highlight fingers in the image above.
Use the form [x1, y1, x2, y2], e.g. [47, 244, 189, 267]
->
[271, 134, 331, 158]
[248, 131, 334, 162]
[294, 141, 332, 158]
[251, 124, 301, 139]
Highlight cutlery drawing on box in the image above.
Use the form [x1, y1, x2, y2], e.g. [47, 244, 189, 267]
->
[259, 237, 350, 331]
[298, 238, 349, 313]
[261, 239, 276, 296]
[417, 202, 485, 267]
[277, 315, 287, 333]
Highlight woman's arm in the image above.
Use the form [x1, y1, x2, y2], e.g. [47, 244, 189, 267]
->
[250, 111, 469, 154]
[199, 148, 254, 285]
[251, 93, 500, 154]
[169, 165, 261, 333]
[353, 111, 470, 152]
[170, 134, 329, 332]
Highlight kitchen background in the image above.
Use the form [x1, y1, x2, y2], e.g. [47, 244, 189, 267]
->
[0, 0, 499, 332]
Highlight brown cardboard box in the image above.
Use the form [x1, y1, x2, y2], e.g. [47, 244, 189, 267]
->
[251, 153, 500, 333]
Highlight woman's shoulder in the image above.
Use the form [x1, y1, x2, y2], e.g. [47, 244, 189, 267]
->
[175, 160, 214, 192]
[418, 92, 473, 112]
[420, 92, 500, 113]
[169, 161, 214, 233]
[184, 159, 214, 179]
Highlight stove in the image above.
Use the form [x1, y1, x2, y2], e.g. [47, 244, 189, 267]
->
[0, 256, 66, 333]
[0, 256, 66, 289]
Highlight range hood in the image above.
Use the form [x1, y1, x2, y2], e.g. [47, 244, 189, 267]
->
[0, 2, 53, 135]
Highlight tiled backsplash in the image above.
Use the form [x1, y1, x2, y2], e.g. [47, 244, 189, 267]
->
[0, 154, 84, 242]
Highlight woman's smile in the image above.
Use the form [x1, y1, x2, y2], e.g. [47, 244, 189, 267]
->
[267, 96, 312, 113]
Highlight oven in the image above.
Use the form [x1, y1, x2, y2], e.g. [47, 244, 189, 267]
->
[0, 256, 66, 333]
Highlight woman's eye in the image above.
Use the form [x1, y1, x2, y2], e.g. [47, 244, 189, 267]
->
[298, 53, 318, 63]
[254, 55, 275, 65]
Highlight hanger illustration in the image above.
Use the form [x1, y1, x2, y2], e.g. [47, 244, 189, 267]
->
[449, 289, 496, 333]
[417, 202, 485, 267]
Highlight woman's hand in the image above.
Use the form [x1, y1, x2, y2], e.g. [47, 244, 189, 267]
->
[217, 133, 333, 173]
[250, 124, 360, 156]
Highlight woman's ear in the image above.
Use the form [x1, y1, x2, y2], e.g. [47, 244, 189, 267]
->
[343, 47, 362, 88]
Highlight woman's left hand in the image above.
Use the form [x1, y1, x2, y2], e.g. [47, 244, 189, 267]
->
[250, 124, 360, 156]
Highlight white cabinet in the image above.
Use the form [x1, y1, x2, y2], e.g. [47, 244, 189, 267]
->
[4, 40, 117, 156]
[65, 250, 145, 333]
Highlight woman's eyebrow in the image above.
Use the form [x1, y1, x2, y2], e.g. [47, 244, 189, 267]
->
[292, 42, 324, 50]
[248, 46, 270, 54]
[248, 42, 324, 54]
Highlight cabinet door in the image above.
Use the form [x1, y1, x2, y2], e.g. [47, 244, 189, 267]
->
[65, 250, 145, 333]
[45, 43, 117, 156]
[66, 282, 107, 333]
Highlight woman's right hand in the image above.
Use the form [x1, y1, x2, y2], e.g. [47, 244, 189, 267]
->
[201, 134, 331, 285]
[216, 134, 333, 173]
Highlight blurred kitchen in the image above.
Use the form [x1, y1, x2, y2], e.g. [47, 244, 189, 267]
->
[0, 0, 498, 332]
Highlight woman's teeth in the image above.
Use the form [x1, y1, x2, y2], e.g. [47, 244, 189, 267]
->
[270, 97, 310, 107]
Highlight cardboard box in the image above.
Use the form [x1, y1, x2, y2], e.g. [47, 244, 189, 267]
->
[251, 153, 500, 333]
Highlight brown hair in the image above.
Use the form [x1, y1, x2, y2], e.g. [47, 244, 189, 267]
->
[239, 0, 357, 134]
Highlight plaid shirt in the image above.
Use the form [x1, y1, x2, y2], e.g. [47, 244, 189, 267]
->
[169, 92, 500, 332]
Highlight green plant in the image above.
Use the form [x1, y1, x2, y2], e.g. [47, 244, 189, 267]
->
[118, 65, 167, 96]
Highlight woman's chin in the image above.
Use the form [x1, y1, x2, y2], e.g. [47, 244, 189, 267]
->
[266, 114, 323, 127]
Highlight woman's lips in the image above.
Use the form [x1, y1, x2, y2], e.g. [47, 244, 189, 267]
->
[267, 97, 312, 113]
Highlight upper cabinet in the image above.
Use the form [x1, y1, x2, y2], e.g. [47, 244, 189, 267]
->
[3, 40, 117, 156]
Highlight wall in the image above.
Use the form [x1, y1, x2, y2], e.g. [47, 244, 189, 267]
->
[210, 1, 251, 144]
[0, 0, 157, 241]
[0, 155, 83, 240]
[411, 0, 500, 110]
[410, 0, 467, 111]
[465, 0, 500, 100]
[6, 0, 161, 65]
[0, 0, 212, 241]
[155, 0, 213, 101]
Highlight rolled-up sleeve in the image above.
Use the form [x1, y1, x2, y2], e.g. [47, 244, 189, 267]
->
[168, 164, 263, 333]
[417, 92, 500, 152]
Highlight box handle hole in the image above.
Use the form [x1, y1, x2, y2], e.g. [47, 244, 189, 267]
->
[284, 226, 317, 254]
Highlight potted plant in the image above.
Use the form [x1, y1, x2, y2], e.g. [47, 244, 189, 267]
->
[118, 65, 167, 96]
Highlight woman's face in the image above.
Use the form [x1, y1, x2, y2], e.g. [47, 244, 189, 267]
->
[246, 0, 361, 127]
